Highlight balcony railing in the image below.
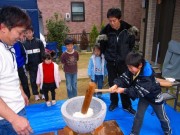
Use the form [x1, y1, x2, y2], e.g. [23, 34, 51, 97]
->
[67, 33, 90, 44]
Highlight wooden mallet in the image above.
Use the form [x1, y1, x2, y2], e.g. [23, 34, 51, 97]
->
[81, 82, 112, 114]
[81, 82, 96, 114]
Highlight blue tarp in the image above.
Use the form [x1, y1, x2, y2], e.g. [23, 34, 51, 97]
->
[26, 94, 180, 135]
[0, 0, 40, 38]
[46, 42, 59, 58]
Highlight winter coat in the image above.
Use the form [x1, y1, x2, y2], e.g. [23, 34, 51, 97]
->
[23, 38, 45, 70]
[114, 61, 163, 104]
[99, 21, 136, 64]
[87, 54, 108, 81]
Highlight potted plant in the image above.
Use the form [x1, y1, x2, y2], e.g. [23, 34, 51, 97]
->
[80, 29, 89, 51]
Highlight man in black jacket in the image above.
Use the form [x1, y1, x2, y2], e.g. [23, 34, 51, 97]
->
[99, 8, 136, 114]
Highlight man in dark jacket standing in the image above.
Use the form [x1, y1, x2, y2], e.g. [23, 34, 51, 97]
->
[24, 26, 45, 101]
[99, 8, 136, 114]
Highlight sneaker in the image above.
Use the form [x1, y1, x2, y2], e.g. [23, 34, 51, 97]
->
[41, 94, 45, 100]
[52, 100, 56, 105]
[35, 95, 40, 101]
[124, 107, 136, 115]
[109, 104, 118, 111]
[97, 95, 102, 99]
[97, 92, 102, 98]
[93, 93, 98, 97]
[173, 90, 180, 94]
[46, 101, 51, 107]
[165, 129, 172, 135]
[151, 111, 155, 116]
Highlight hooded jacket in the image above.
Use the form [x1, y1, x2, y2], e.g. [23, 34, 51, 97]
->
[99, 21, 136, 64]
[87, 54, 108, 81]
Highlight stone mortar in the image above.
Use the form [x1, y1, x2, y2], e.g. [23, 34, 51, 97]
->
[61, 96, 107, 134]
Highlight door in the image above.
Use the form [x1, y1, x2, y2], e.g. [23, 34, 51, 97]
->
[152, 0, 176, 64]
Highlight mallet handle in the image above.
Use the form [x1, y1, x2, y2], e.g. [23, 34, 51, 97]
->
[95, 89, 111, 93]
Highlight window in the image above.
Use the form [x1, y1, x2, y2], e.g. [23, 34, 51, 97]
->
[71, 2, 85, 22]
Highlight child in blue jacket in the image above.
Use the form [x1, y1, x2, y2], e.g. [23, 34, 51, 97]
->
[88, 44, 108, 98]
[109, 52, 171, 135]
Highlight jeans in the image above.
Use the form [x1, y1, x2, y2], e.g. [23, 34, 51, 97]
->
[131, 98, 171, 135]
[92, 75, 103, 97]
[65, 73, 77, 98]
[0, 108, 26, 135]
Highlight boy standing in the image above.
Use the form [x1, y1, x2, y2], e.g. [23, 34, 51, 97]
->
[0, 6, 32, 134]
[24, 26, 45, 101]
[110, 52, 171, 135]
[61, 37, 79, 98]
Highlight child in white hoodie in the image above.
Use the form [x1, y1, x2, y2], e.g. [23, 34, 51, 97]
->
[36, 51, 61, 106]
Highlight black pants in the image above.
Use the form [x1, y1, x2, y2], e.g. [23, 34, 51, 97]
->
[29, 68, 39, 95]
[18, 66, 30, 99]
[107, 61, 132, 109]
[131, 98, 171, 134]
[42, 82, 56, 101]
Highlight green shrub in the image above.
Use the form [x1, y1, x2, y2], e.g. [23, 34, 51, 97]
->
[89, 25, 99, 49]
[101, 21, 105, 31]
[46, 13, 69, 54]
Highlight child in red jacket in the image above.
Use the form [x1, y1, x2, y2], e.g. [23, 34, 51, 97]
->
[36, 51, 61, 106]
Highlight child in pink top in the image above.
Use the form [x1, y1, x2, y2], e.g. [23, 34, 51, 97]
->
[36, 51, 61, 106]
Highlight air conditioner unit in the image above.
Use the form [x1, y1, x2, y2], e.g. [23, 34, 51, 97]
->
[65, 13, 70, 22]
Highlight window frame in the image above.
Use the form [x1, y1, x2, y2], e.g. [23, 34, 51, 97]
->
[71, 2, 85, 22]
